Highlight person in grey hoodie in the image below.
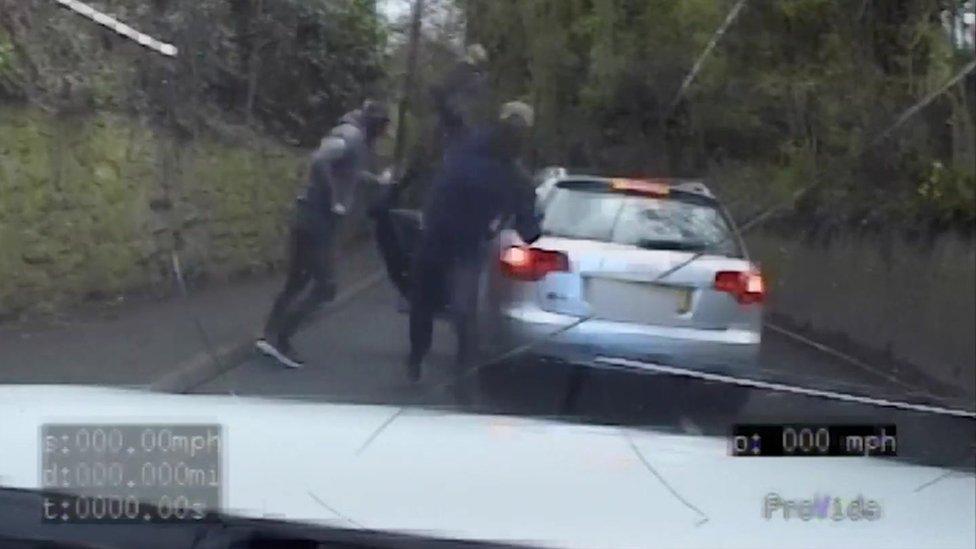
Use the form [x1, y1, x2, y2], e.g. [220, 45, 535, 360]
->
[257, 100, 390, 368]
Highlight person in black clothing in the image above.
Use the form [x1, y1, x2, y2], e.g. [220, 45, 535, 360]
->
[257, 100, 390, 369]
[368, 44, 490, 303]
[406, 101, 542, 382]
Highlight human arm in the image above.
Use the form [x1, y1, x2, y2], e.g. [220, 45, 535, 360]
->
[507, 164, 542, 244]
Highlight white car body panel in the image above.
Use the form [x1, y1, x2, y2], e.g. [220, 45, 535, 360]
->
[0, 386, 973, 549]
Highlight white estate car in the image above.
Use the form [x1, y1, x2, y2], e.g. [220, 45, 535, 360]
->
[482, 176, 764, 384]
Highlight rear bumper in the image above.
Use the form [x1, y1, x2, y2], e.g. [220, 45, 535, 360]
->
[495, 305, 761, 374]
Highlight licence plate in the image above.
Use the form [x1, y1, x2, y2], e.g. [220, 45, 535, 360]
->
[586, 278, 691, 324]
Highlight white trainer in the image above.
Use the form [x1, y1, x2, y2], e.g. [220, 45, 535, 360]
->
[255, 339, 304, 369]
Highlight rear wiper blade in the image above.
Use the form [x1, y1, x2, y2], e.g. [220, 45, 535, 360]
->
[636, 239, 708, 251]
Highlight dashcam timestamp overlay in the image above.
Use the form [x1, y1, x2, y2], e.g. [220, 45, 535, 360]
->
[731, 424, 898, 457]
[40, 424, 221, 523]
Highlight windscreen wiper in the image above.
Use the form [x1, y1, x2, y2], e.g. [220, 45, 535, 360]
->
[652, 185, 813, 283]
[636, 239, 708, 252]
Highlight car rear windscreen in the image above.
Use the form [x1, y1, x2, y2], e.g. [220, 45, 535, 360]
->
[541, 181, 742, 257]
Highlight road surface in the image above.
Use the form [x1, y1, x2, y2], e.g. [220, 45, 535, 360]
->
[192, 267, 975, 471]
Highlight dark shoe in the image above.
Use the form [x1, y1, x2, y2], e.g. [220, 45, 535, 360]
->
[256, 339, 304, 369]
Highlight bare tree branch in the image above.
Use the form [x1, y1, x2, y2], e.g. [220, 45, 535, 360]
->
[872, 58, 976, 147]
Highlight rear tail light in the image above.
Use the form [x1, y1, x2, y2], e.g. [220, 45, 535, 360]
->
[714, 271, 765, 304]
[500, 246, 569, 281]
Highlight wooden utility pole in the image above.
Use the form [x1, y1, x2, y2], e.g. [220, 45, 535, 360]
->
[393, 0, 425, 168]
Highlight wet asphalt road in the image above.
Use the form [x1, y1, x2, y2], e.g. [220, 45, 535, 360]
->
[192, 278, 975, 472]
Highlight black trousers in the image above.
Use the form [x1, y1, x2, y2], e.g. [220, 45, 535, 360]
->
[409, 238, 484, 367]
[263, 221, 337, 348]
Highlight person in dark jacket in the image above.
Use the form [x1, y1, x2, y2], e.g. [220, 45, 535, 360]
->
[368, 44, 490, 302]
[257, 100, 390, 369]
[406, 101, 542, 382]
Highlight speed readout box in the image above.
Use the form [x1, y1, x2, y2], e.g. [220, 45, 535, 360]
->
[731, 424, 897, 457]
[40, 424, 222, 523]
